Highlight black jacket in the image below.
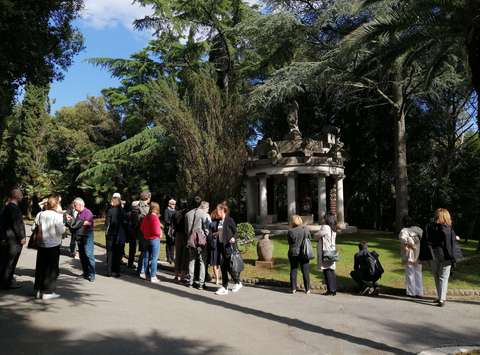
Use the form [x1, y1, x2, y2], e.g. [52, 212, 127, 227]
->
[288, 226, 308, 257]
[105, 206, 127, 243]
[220, 216, 237, 245]
[3, 202, 26, 243]
[426, 223, 461, 263]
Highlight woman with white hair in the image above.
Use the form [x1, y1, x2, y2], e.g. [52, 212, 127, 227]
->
[163, 199, 177, 264]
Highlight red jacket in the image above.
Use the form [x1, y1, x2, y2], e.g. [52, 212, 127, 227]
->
[140, 213, 162, 240]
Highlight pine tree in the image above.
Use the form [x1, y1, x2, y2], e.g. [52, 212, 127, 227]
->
[12, 84, 52, 217]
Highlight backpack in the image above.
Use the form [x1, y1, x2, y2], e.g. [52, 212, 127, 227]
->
[362, 251, 384, 279]
[130, 202, 148, 230]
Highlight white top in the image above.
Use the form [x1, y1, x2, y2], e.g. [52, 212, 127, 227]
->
[34, 210, 66, 248]
[314, 224, 337, 270]
[399, 226, 423, 264]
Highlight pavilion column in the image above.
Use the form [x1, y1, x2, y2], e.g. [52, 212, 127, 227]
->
[287, 172, 296, 220]
[258, 174, 268, 223]
[246, 177, 257, 223]
[336, 175, 346, 228]
[317, 174, 327, 223]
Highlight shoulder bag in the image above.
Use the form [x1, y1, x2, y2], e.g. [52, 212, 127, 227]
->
[28, 213, 43, 249]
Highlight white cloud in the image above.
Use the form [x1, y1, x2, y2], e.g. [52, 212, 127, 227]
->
[80, 0, 153, 30]
[80, 0, 263, 31]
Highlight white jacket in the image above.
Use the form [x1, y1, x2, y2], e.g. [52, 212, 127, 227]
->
[399, 226, 423, 264]
[34, 210, 66, 248]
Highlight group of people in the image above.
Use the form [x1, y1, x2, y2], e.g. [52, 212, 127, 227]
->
[0, 187, 465, 306]
[101, 193, 244, 295]
[286, 207, 463, 307]
[397, 208, 463, 307]
[287, 212, 383, 297]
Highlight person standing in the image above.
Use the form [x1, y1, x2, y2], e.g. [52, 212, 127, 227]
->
[105, 196, 127, 278]
[65, 203, 78, 258]
[129, 192, 151, 274]
[185, 201, 210, 290]
[163, 199, 176, 264]
[399, 216, 424, 298]
[209, 208, 222, 285]
[140, 202, 162, 283]
[33, 195, 65, 299]
[173, 200, 189, 282]
[215, 204, 242, 295]
[426, 208, 461, 307]
[287, 215, 311, 294]
[0, 189, 26, 289]
[314, 212, 337, 296]
[67, 198, 95, 282]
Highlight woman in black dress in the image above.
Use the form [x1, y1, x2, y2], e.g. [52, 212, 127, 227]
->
[105, 196, 127, 277]
[208, 208, 222, 285]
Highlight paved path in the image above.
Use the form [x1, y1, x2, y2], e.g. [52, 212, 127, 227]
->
[0, 239, 479, 355]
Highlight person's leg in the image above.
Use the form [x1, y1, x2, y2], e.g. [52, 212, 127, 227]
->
[221, 255, 229, 289]
[128, 238, 136, 268]
[405, 264, 415, 296]
[34, 248, 45, 293]
[150, 238, 160, 278]
[136, 238, 145, 275]
[77, 238, 88, 278]
[431, 259, 441, 300]
[113, 243, 123, 274]
[43, 246, 60, 293]
[330, 269, 337, 292]
[301, 261, 310, 292]
[7, 241, 22, 286]
[415, 262, 424, 296]
[198, 248, 206, 287]
[438, 263, 451, 302]
[69, 235, 76, 255]
[289, 255, 298, 291]
[85, 232, 96, 281]
[106, 239, 113, 276]
[188, 248, 196, 286]
[350, 270, 366, 290]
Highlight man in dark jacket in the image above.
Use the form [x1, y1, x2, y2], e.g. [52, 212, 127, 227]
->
[350, 241, 383, 295]
[0, 189, 26, 289]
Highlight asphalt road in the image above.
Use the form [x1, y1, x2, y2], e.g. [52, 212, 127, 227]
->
[0, 238, 479, 355]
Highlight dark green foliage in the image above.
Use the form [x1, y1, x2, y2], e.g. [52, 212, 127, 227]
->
[0, 0, 84, 135]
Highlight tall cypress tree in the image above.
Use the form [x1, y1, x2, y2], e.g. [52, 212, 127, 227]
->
[12, 83, 51, 217]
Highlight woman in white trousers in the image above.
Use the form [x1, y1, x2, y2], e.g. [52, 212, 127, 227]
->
[399, 216, 424, 298]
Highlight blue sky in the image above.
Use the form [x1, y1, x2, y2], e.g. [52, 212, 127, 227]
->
[49, 0, 153, 113]
[49, 0, 262, 114]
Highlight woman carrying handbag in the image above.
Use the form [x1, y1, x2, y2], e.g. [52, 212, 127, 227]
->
[315, 212, 338, 296]
[287, 215, 312, 294]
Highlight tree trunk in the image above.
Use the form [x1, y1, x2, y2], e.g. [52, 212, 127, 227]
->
[392, 64, 409, 233]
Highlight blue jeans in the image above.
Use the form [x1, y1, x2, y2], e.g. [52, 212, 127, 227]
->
[78, 231, 95, 280]
[142, 238, 160, 277]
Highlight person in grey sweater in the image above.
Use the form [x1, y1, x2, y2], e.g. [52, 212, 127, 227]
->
[287, 215, 311, 294]
[184, 201, 210, 289]
[33, 195, 66, 300]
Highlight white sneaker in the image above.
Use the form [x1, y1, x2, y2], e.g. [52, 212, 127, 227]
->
[231, 283, 243, 293]
[215, 287, 228, 295]
[42, 293, 61, 300]
[151, 277, 160, 284]
[139, 273, 146, 280]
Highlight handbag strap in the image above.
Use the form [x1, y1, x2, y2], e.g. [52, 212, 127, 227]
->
[188, 209, 198, 236]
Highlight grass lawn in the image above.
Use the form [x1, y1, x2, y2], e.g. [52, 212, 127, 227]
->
[93, 219, 480, 291]
[241, 232, 480, 290]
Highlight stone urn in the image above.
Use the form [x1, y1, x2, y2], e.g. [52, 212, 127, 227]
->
[257, 229, 273, 262]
